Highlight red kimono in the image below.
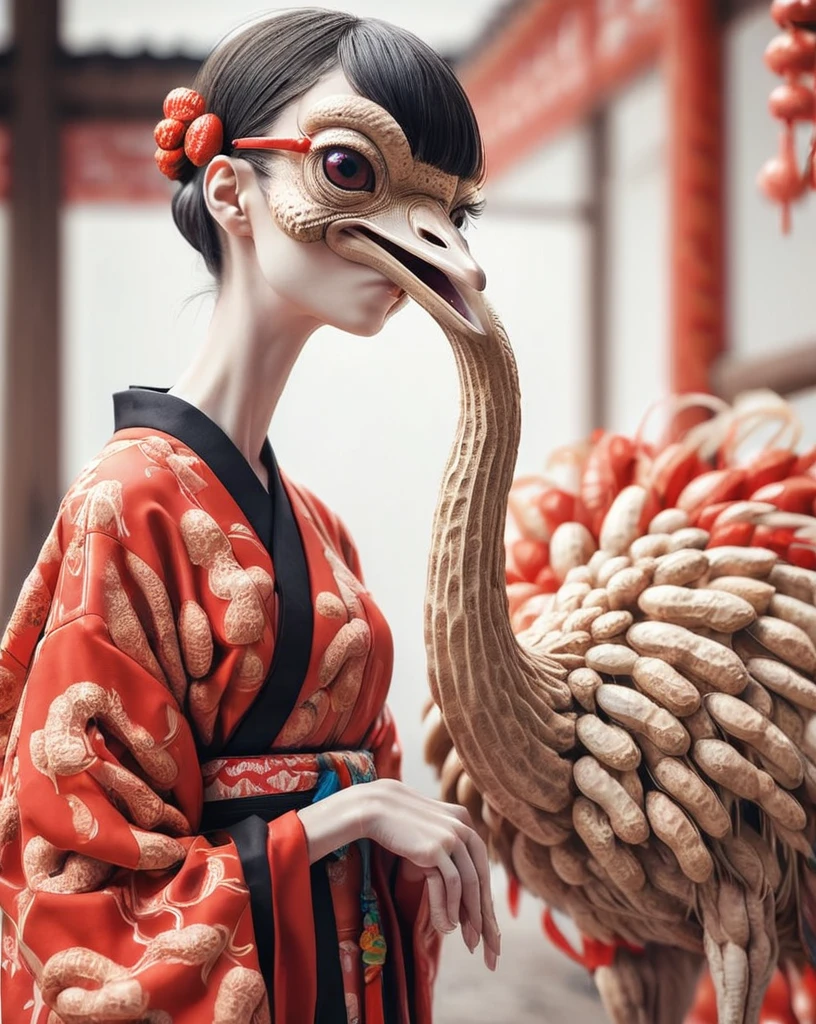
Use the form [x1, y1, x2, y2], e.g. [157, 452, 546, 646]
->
[0, 387, 440, 1023]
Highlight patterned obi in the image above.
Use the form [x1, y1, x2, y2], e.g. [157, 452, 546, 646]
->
[201, 750, 377, 816]
[198, 750, 388, 1021]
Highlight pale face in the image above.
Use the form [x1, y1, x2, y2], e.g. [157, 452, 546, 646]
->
[215, 67, 488, 340]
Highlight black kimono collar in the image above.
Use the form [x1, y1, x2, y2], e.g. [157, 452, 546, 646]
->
[113, 386, 276, 549]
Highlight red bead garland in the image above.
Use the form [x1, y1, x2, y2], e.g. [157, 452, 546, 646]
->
[759, 1, 816, 231]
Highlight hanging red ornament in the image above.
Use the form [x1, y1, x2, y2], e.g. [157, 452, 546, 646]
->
[760, 3, 816, 231]
[764, 29, 816, 73]
[772, 0, 816, 29]
[758, 128, 808, 232]
[769, 80, 816, 119]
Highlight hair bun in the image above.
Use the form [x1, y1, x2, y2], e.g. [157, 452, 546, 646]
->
[154, 88, 224, 180]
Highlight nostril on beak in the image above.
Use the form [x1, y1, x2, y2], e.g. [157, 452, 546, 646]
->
[418, 228, 447, 249]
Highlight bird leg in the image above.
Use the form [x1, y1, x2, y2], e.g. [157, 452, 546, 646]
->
[700, 878, 777, 1024]
[594, 944, 704, 1024]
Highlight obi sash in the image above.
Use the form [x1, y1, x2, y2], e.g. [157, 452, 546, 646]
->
[200, 750, 397, 1024]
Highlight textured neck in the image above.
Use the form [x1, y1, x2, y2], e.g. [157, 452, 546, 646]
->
[425, 310, 575, 830]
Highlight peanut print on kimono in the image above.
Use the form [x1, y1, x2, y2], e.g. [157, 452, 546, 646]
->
[0, 662, 26, 759]
[124, 550, 188, 705]
[276, 545, 372, 748]
[102, 557, 168, 690]
[322, 546, 372, 741]
[37, 924, 266, 1024]
[180, 510, 267, 646]
[6, 568, 53, 644]
[64, 479, 129, 578]
[22, 836, 113, 895]
[139, 436, 209, 498]
[31, 681, 181, 793]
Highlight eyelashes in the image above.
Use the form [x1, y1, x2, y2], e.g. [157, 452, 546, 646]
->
[451, 198, 486, 231]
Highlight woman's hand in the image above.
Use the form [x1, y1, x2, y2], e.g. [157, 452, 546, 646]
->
[297, 779, 501, 970]
[363, 779, 501, 969]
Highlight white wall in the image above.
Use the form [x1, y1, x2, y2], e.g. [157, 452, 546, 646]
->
[61, 208, 210, 474]
[486, 127, 592, 475]
[60, 0, 499, 56]
[606, 67, 669, 436]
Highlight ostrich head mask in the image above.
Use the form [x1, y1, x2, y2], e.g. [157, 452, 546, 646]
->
[234, 94, 491, 340]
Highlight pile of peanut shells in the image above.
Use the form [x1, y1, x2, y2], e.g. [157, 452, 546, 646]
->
[425, 482, 816, 946]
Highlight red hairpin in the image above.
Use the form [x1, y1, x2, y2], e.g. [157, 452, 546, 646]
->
[231, 137, 312, 153]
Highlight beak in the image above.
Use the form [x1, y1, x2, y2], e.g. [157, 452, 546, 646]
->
[325, 199, 490, 339]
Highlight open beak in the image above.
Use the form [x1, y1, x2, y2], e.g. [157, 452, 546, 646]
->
[325, 200, 490, 339]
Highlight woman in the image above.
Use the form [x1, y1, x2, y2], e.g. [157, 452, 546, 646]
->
[0, 9, 500, 1024]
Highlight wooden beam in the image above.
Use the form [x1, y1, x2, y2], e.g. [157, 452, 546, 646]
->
[712, 342, 816, 401]
[58, 53, 201, 120]
[0, 54, 206, 204]
[1, 0, 60, 618]
[0, 52, 199, 119]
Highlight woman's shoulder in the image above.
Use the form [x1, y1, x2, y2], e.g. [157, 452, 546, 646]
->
[58, 431, 212, 551]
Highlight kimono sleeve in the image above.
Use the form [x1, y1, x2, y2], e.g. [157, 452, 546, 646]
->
[0, 528, 275, 1023]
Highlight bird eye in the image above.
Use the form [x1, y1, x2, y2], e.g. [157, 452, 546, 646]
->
[322, 147, 375, 192]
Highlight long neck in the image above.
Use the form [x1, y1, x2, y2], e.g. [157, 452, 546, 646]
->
[425, 310, 575, 831]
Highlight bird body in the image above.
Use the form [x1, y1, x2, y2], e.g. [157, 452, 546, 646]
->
[422, 303, 816, 1024]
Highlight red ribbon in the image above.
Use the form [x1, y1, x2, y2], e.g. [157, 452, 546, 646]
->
[542, 908, 644, 973]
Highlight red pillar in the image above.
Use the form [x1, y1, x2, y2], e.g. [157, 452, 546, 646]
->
[666, 0, 726, 398]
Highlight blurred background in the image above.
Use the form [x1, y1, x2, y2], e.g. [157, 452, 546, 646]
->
[0, 0, 812, 1020]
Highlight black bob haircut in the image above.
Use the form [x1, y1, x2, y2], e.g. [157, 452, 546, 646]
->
[172, 8, 485, 278]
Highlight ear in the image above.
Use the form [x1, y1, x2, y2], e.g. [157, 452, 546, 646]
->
[202, 156, 257, 239]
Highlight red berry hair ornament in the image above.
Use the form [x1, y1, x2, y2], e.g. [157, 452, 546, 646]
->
[154, 87, 224, 181]
[758, 1, 816, 231]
